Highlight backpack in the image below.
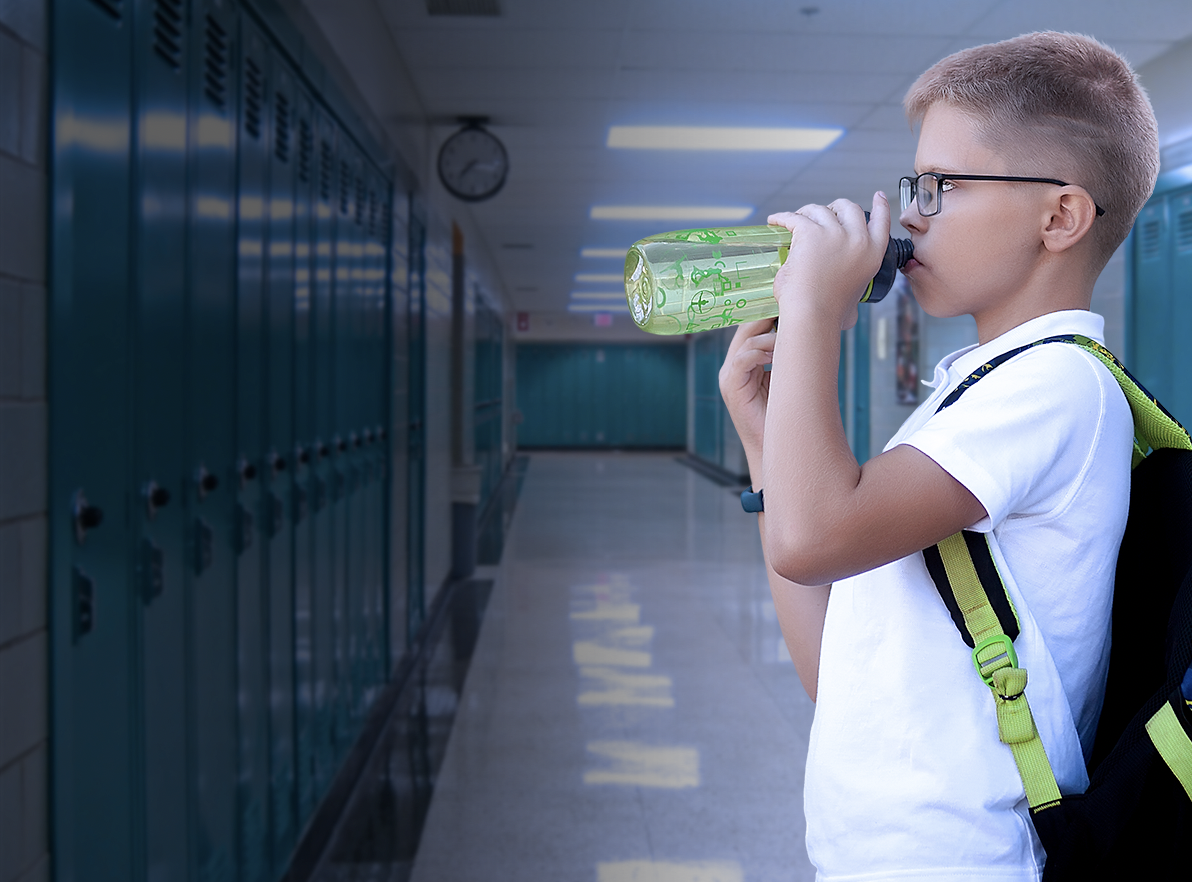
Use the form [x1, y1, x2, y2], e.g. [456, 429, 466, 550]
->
[923, 334, 1192, 879]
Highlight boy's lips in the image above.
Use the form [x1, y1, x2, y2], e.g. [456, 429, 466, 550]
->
[902, 257, 922, 272]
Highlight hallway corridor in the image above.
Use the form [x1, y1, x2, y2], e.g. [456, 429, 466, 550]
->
[409, 453, 817, 882]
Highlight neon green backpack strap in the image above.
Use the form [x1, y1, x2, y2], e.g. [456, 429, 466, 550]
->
[924, 532, 1063, 812]
[925, 335, 1192, 813]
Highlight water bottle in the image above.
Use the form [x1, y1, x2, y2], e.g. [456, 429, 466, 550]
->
[624, 222, 913, 336]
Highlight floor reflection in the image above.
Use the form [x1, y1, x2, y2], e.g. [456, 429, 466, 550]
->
[310, 579, 493, 882]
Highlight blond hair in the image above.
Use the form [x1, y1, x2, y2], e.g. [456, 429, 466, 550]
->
[905, 32, 1159, 269]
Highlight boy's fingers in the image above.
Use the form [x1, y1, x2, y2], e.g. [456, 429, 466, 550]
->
[728, 319, 778, 355]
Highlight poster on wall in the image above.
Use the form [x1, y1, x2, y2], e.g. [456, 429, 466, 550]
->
[894, 277, 920, 405]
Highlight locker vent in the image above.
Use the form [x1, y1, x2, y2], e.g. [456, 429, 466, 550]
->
[340, 161, 352, 215]
[203, 15, 229, 108]
[355, 177, 366, 227]
[427, 0, 500, 14]
[153, 0, 185, 71]
[89, 0, 123, 19]
[274, 92, 291, 163]
[319, 140, 334, 202]
[244, 58, 263, 139]
[367, 190, 378, 236]
[1139, 218, 1163, 261]
[298, 119, 313, 183]
[1178, 209, 1192, 253]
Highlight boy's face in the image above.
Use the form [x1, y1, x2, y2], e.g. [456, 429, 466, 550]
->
[899, 103, 1049, 325]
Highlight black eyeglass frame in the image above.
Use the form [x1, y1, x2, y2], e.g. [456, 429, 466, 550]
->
[899, 172, 1106, 218]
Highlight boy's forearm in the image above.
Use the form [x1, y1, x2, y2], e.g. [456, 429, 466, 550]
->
[758, 513, 830, 702]
[761, 301, 863, 583]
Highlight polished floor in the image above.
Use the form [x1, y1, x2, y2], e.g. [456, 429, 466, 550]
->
[409, 452, 817, 882]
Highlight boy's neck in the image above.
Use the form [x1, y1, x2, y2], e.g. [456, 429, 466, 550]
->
[972, 257, 1097, 345]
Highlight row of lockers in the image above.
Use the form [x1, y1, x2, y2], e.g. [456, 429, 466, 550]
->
[50, 2, 418, 881]
[516, 344, 687, 448]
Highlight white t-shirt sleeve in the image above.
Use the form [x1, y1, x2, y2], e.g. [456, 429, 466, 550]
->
[903, 344, 1123, 532]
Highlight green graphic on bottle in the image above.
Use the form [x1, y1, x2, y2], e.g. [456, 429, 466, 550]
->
[624, 224, 913, 336]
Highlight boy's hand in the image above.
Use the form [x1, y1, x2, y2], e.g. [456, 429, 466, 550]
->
[719, 319, 776, 461]
[766, 192, 891, 329]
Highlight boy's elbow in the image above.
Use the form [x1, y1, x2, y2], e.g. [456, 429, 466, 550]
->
[767, 531, 836, 586]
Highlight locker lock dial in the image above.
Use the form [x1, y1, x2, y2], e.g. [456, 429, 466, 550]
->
[318, 442, 330, 459]
[143, 481, 171, 520]
[269, 452, 287, 474]
[297, 446, 311, 466]
[195, 466, 220, 501]
[72, 490, 104, 546]
[237, 458, 258, 489]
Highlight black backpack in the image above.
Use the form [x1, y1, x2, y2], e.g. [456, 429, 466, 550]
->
[923, 334, 1192, 879]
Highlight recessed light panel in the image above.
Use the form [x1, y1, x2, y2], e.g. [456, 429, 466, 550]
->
[574, 273, 623, 283]
[590, 205, 753, 222]
[581, 247, 629, 259]
[608, 126, 843, 151]
[568, 303, 629, 313]
[569, 292, 625, 301]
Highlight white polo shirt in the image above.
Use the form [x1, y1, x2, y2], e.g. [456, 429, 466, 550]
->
[804, 310, 1133, 881]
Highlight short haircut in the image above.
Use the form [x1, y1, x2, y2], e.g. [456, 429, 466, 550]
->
[904, 32, 1159, 270]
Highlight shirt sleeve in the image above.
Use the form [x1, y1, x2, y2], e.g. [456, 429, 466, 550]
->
[902, 344, 1129, 532]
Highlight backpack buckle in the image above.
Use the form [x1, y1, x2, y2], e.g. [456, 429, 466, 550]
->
[972, 634, 1018, 687]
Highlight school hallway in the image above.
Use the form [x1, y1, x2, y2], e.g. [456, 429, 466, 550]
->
[312, 451, 816, 882]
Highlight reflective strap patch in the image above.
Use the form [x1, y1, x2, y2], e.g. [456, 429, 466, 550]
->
[1145, 701, 1192, 802]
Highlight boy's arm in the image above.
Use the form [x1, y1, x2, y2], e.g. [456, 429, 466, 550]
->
[720, 320, 831, 701]
[761, 194, 986, 587]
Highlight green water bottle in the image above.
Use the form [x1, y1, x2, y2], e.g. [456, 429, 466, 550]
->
[624, 223, 913, 336]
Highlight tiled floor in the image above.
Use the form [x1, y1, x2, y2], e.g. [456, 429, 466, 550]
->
[411, 452, 817, 882]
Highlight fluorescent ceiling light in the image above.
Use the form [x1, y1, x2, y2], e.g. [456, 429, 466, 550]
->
[581, 247, 629, 259]
[608, 125, 843, 151]
[569, 292, 625, 301]
[568, 303, 630, 313]
[591, 205, 753, 222]
[575, 273, 623, 283]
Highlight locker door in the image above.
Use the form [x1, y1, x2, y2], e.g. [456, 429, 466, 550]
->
[234, 19, 272, 882]
[329, 136, 354, 756]
[49, 3, 136, 879]
[342, 152, 368, 724]
[263, 49, 297, 869]
[291, 85, 318, 829]
[387, 191, 410, 674]
[311, 112, 338, 792]
[186, 2, 240, 879]
[363, 172, 388, 695]
[1131, 199, 1173, 404]
[407, 207, 428, 641]
[1168, 187, 1192, 423]
[132, 1, 194, 877]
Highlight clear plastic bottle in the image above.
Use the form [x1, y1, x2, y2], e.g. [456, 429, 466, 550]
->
[624, 224, 913, 336]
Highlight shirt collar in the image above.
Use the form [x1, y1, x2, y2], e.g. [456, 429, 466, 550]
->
[923, 310, 1107, 389]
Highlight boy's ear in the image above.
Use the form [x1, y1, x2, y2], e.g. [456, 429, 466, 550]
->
[1041, 188, 1099, 254]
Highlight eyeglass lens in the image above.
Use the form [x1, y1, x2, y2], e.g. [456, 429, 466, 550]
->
[899, 174, 940, 217]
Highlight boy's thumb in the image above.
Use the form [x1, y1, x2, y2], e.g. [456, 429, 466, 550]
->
[870, 191, 892, 245]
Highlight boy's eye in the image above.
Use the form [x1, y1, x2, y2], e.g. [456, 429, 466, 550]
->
[940, 180, 956, 192]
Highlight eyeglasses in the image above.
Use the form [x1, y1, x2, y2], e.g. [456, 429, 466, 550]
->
[899, 172, 1106, 218]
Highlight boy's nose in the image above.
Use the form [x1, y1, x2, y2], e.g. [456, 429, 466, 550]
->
[899, 200, 925, 232]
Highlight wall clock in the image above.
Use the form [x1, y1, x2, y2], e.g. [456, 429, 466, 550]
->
[437, 120, 509, 202]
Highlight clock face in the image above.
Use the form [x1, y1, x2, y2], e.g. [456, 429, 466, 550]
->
[437, 125, 509, 202]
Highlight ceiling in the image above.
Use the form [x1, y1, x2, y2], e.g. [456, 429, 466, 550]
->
[295, 0, 1192, 319]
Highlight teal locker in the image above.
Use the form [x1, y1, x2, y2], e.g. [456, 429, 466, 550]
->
[132, 1, 193, 876]
[329, 137, 355, 757]
[364, 172, 389, 694]
[387, 190, 410, 675]
[1131, 199, 1172, 402]
[291, 84, 318, 829]
[1172, 188, 1192, 424]
[310, 110, 339, 793]
[407, 207, 429, 643]
[263, 48, 297, 869]
[234, 18, 272, 882]
[1131, 186, 1192, 425]
[185, 1, 241, 879]
[49, 2, 138, 879]
[338, 151, 367, 727]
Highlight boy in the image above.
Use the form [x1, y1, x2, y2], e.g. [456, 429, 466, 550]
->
[719, 32, 1159, 880]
